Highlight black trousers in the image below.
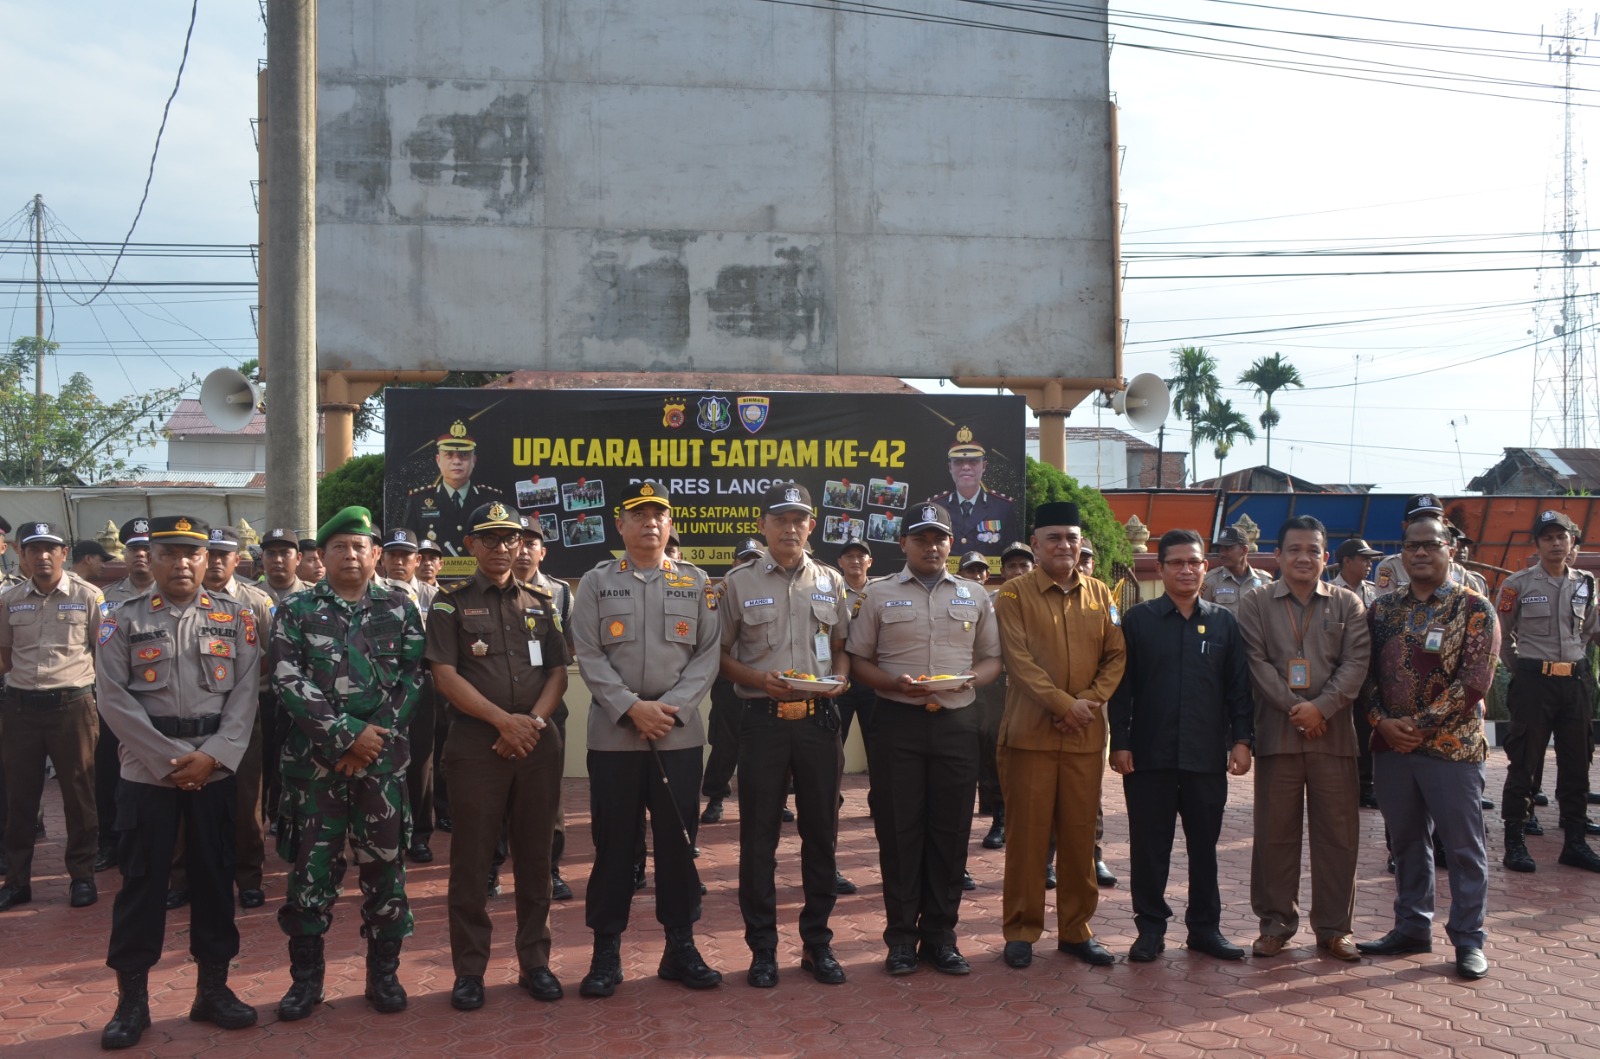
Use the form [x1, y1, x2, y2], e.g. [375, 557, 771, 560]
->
[863, 697, 978, 948]
[973, 677, 1006, 813]
[95, 717, 120, 853]
[406, 674, 439, 843]
[107, 776, 240, 973]
[737, 703, 843, 950]
[1502, 671, 1592, 831]
[836, 681, 877, 749]
[1123, 768, 1227, 935]
[585, 746, 703, 936]
[1354, 709, 1375, 797]
[261, 691, 285, 838]
[700, 679, 743, 801]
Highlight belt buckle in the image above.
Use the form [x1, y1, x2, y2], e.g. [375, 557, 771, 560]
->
[1548, 661, 1575, 678]
[775, 699, 811, 721]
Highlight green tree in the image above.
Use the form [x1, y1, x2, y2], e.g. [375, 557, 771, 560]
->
[1167, 346, 1221, 486]
[1024, 456, 1130, 584]
[317, 453, 386, 527]
[1237, 352, 1303, 468]
[353, 372, 505, 440]
[1193, 399, 1258, 483]
[0, 337, 191, 486]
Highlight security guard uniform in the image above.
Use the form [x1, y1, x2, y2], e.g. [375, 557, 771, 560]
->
[701, 541, 765, 817]
[0, 523, 106, 909]
[1496, 509, 1600, 871]
[1200, 563, 1270, 612]
[96, 516, 262, 1047]
[382, 528, 443, 862]
[1372, 554, 1478, 596]
[571, 481, 722, 996]
[719, 485, 850, 984]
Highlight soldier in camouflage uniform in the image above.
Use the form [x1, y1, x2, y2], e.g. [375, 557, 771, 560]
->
[270, 507, 426, 1021]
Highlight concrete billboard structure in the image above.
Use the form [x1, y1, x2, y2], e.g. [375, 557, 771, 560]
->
[316, 0, 1116, 381]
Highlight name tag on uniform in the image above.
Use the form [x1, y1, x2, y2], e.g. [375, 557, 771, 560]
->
[951, 598, 976, 607]
[1423, 626, 1444, 653]
[744, 597, 774, 608]
[885, 600, 914, 608]
[1288, 658, 1310, 690]
[528, 640, 543, 667]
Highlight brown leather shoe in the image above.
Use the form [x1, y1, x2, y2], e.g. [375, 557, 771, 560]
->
[1251, 934, 1287, 957]
[1318, 934, 1360, 961]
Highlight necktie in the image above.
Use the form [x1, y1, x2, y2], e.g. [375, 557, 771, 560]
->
[961, 501, 974, 520]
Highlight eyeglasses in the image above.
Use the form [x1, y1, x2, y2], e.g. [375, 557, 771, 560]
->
[476, 535, 520, 551]
[1400, 540, 1448, 553]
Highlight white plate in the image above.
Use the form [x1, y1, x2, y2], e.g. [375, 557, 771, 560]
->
[781, 675, 843, 691]
[911, 676, 968, 691]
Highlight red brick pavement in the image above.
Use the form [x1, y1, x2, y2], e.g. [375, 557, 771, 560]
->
[2, 752, 1598, 1057]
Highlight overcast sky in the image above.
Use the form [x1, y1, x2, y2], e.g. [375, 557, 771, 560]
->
[0, 1, 1594, 490]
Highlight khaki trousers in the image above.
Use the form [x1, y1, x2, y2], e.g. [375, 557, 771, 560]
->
[1250, 752, 1359, 941]
[998, 745, 1102, 944]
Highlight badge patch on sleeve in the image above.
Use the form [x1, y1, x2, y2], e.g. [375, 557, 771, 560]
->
[242, 610, 257, 645]
[704, 584, 719, 611]
[1109, 603, 1121, 627]
[97, 620, 118, 646]
[609, 620, 625, 637]
[675, 620, 690, 638]
[1497, 585, 1517, 613]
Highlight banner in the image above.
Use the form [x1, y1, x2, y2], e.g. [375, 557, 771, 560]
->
[383, 388, 1026, 579]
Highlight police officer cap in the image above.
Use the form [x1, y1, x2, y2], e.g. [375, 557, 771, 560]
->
[0, 516, 9, 536]
[316, 506, 382, 548]
[904, 502, 954, 536]
[1534, 509, 1581, 541]
[947, 425, 986, 460]
[466, 501, 522, 535]
[838, 539, 870, 557]
[148, 516, 210, 543]
[1001, 541, 1034, 564]
[1334, 538, 1383, 560]
[119, 517, 151, 546]
[519, 516, 545, 540]
[1403, 493, 1444, 520]
[17, 521, 66, 547]
[260, 527, 298, 551]
[735, 537, 764, 561]
[764, 481, 813, 515]
[618, 480, 671, 513]
[1078, 539, 1096, 558]
[206, 526, 241, 552]
[436, 419, 477, 452]
[416, 537, 444, 556]
[1034, 501, 1082, 531]
[383, 527, 421, 552]
[1215, 526, 1249, 548]
[958, 550, 989, 571]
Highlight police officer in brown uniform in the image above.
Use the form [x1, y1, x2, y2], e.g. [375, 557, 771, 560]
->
[846, 502, 1003, 976]
[1497, 509, 1600, 874]
[0, 521, 106, 911]
[426, 502, 574, 1008]
[1200, 526, 1269, 611]
[720, 483, 852, 988]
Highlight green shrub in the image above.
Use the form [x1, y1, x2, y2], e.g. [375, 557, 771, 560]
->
[1024, 457, 1130, 585]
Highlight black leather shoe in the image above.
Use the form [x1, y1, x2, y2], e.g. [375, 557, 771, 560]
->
[165, 889, 189, 910]
[1002, 941, 1032, 968]
[94, 848, 118, 872]
[1455, 946, 1488, 980]
[0, 884, 32, 912]
[487, 870, 501, 898]
[1586, 818, 1600, 836]
[1359, 790, 1379, 810]
[801, 944, 846, 984]
[781, 805, 795, 822]
[982, 816, 1006, 849]
[1044, 864, 1057, 890]
[1356, 929, 1432, 956]
[834, 871, 857, 895]
[1524, 814, 1544, 836]
[1058, 938, 1115, 966]
[407, 841, 433, 863]
[1095, 860, 1117, 887]
[436, 815, 453, 832]
[450, 974, 485, 1011]
[1481, 799, 1495, 810]
[1589, 792, 1600, 805]
[918, 942, 970, 975]
[1534, 791, 1550, 807]
[551, 870, 573, 901]
[633, 861, 647, 891]
[1386, 853, 1396, 875]
[700, 798, 724, 824]
[520, 967, 563, 1001]
[747, 948, 779, 988]
[884, 944, 918, 976]
[1128, 933, 1165, 963]
[1185, 930, 1244, 960]
[961, 870, 976, 891]
[69, 879, 97, 908]
[239, 889, 265, 909]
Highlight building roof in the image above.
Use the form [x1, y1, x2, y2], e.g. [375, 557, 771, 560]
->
[1025, 425, 1161, 453]
[1468, 447, 1600, 495]
[489, 371, 921, 394]
[1194, 465, 1344, 493]
[164, 398, 267, 437]
[96, 469, 268, 489]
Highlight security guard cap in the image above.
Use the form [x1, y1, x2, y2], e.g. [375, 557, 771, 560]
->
[763, 482, 813, 515]
[1534, 509, 1581, 541]
[466, 501, 522, 535]
[1215, 526, 1249, 548]
[260, 527, 299, 551]
[735, 537, 764, 561]
[206, 526, 241, 552]
[1403, 493, 1445, 520]
[383, 527, 421, 552]
[317, 506, 382, 548]
[1000, 540, 1034, 564]
[618, 481, 672, 513]
[904, 502, 954, 537]
[17, 521, 66, 547]
[416, 537, 444, 556]
[519, 516, 545, 540]
[958, 550, 989, 571]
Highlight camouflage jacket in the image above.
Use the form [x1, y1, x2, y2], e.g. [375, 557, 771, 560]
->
[269, 579, 426, 778]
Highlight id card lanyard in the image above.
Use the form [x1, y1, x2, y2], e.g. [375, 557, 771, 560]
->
[1283, 596, 1315, 690]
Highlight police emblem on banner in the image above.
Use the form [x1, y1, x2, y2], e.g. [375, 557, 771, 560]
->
[663, 400, 686, 429]
[737, 396, 770, 434]
[697, 396, 731, 433]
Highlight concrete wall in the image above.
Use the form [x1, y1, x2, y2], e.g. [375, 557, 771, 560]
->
[316, 0, 1115, 381]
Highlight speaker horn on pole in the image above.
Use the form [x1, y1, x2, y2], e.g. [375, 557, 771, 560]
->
[199, 368, 262, 432]
[1111, 373, 1171, 431]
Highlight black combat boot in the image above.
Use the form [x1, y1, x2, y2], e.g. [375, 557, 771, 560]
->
[276, 935, 325, 1021]
[579, 933, 624, 997]
[1503, 823, 1536, 873]
[100, 970, 150, 1050]
[657, 926, 722, 989]
[982, 806, 1005, 849]
[364, 936, 408, 1013]
[189, 962, 259, 1030]
[1557, 826, 1600, 873]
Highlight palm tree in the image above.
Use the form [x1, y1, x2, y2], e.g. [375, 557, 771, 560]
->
[1168, 346, 1221, 486]
[1237, 352, 1303, 468]
[1194, 399, 1257, 483]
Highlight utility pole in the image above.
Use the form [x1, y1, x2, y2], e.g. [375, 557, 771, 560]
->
[33, 193, 45, 483]
[264, 0, 317, 534]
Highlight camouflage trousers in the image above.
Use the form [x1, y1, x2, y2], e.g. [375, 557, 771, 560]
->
[276, 767, 412, 941]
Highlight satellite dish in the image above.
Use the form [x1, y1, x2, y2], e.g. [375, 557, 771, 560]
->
[199, 368, 261, 432]
[1111, 373, 1171, 431]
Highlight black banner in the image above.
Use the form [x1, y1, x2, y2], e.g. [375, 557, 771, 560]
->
[383, 388, 1026, 579]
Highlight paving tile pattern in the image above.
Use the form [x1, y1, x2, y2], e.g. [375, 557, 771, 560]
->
[2, 751, 1597, 1056]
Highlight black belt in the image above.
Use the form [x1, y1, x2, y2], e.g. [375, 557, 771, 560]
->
[1516, 658, 1588, 679]
[5, 686, 93, 708]
[149, 713, 223, 738]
